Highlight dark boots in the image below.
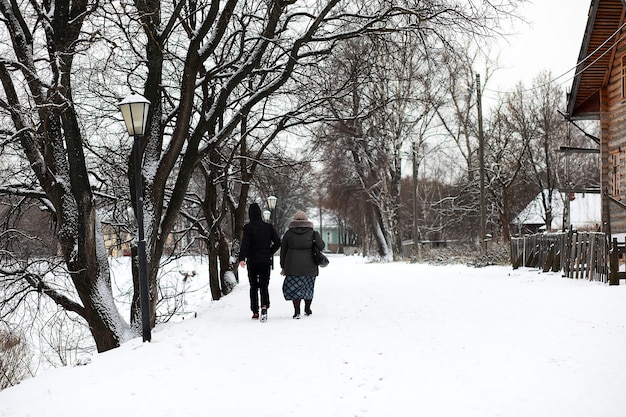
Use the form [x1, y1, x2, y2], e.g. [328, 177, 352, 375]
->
[293, 299, 313, 319]
[292, 299, 301, 319]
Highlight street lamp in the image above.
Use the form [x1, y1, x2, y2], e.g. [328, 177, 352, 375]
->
[267, 195, 277, 211]
[266, 195, 277, 269]
[118, 93, 151, 343]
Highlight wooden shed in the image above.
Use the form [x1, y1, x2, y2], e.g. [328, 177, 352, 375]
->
[568, 0, 626, 235]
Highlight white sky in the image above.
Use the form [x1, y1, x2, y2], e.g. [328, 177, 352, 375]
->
[485, 0, 591, 101]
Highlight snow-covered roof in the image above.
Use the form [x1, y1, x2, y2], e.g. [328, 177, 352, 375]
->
[512, 190, 601, 230]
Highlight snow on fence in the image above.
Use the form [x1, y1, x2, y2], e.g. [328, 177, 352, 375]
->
[510, 230, 609, 283]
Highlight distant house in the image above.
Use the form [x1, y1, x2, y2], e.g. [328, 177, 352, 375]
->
[102, 223, 133, 257]
[101, 214, 206, 257]
[309, 209, 360, 254]
[512, 191, 601, 235]
[567, 0, 626, 236]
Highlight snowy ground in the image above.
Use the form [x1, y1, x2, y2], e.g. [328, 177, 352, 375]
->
[1, 254, 626, 417]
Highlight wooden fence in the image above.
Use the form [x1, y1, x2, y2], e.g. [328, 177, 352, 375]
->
[510, 231, 611, 284]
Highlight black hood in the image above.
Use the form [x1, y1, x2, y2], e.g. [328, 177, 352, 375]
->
[248, 203, 262, 220]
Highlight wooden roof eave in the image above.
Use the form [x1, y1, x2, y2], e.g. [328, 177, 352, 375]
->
[567, 0, 601, 119]
[570, 91, 602, 120]
[567, 0, 626, 120]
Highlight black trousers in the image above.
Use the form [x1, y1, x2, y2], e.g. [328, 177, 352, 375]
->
[248, 263, 270, 312]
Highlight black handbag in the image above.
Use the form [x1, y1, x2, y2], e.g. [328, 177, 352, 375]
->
[313, 237, 329, 268]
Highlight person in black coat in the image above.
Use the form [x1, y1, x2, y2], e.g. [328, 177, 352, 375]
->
[280, 210, 325, 319]
[239, 203, 281, 319]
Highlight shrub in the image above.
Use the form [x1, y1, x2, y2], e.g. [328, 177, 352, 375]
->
[0, 327, 32, 390]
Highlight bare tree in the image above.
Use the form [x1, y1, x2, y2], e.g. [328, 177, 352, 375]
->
[120, 0, 507, 310]
[436, 48, 490, 183]
[505, 72, 568, 231]
[0, 0, 131, 351]
[312, 35, 471, 259]
[0, 0, 524, 352]
[483, 99, 529, 240]
[429, 47, 501, 244]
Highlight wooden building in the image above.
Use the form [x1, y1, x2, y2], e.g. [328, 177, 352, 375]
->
[568, 0, 626, 235]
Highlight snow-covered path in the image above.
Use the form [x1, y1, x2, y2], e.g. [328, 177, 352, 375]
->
[1, 255, 626, 417]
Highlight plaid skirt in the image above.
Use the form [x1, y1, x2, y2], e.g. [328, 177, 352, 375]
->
[282, 275, 316, 300]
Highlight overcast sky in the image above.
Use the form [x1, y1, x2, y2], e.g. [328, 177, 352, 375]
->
[485, 0, 591, 100]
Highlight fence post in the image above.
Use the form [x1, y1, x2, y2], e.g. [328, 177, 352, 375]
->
[600, 234, 605, 281]
[543, 244, 554, 273]
[554, 233, 564, 272]
[571, 232, 579, 279]
[588, 233, 596, 281]
[564, 227, 573, 278]
[610, 238, 619, 285]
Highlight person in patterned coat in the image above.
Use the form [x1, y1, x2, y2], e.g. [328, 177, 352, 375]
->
[280, 210, 325, 319]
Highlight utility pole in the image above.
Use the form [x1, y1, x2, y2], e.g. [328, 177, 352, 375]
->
[412, 140, 421, 259]
[476, 74, 487, 254]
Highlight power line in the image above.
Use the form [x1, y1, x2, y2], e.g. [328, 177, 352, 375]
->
[484, 20, 626, 95]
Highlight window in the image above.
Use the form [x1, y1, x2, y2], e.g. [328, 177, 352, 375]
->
[612, 149, 621, 198]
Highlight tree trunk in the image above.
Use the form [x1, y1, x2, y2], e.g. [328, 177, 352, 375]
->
[208, 235, 222, 300]
[218, 229, 236, 295]
[65, 207, 130, 352]
[73, 267, 127, 352]
[368, 204, 394, 260]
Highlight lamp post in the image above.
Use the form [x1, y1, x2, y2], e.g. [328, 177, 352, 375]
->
[118, 93, 151, 342]
[476, 74, 487, 254]
[266, 195, 277, 269]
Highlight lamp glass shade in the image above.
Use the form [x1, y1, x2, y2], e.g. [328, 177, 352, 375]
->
[267, 195, 277, 210]
[262, 210, 271, 222]
[119, 94, 151, 136]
